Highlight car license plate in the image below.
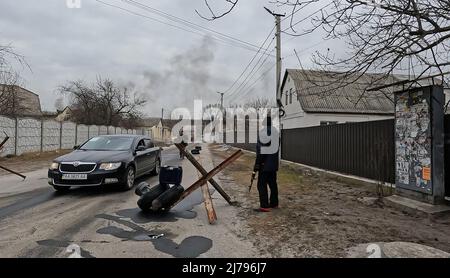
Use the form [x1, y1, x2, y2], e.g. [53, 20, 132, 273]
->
[62, 174, 88, 180]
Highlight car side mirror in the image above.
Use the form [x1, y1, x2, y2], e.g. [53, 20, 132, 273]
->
[73, 145, 79, 150]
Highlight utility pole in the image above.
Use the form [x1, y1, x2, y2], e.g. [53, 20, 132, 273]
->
[264, 7, 285, 166]
[264, 7, 285, 105]
[217, 92, 224, 110]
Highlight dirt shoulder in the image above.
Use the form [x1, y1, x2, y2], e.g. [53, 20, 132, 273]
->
[209, 144, 450, 258]
[0, 150, 71, 176]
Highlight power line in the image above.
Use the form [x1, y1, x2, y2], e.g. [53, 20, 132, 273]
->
[227, 36, 276, 99]
[95, 0, 269, 54]
[229, 38, 276, 100]
[221, 27, 276, 97]
[228, 3, 333, 105]
[123, 0, 270, 53]
[235, 40, 331, 103]
[233, 63, 277, 104]
[231, 54, 278, 104]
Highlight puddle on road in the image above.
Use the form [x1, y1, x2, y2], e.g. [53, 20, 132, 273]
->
[96, 225, 212, 258]
[95, 213, 213, 258]
[90, 181, 216, 258]
[97, 226, 167, 242]
[152, 236, 212, 258]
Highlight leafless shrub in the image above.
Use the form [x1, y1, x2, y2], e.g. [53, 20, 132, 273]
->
[0, 45, 29, 116]
[59, 77, 147, 128]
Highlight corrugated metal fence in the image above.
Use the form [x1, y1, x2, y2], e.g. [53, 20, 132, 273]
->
[281, 119, 396, 183]
[445, 115, 450, 196]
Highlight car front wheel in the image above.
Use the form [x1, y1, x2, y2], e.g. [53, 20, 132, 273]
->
[151, 159, 161, 176]
[122, 166, 135, 190]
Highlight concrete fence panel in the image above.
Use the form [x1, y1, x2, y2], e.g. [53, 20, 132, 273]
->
[99, 126, 108, 135]
[0, 116, 16, 157]
[17, 118, 41, 155]
[62, 122, 76, 149]
[76, 125, 89, 145]
[88, 125, 99, 138]
[42, 120, 61, 151]
[108, 126, 115, 135]
[0, 116, 141, 157]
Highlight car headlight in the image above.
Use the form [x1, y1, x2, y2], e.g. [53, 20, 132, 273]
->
[99, 162, 122, 171]
[49, 162, 59, 170]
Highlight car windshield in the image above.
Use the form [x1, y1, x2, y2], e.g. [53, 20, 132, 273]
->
[80, 137, 134, 151]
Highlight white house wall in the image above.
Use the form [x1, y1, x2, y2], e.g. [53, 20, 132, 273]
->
[281, 73, 393, 129]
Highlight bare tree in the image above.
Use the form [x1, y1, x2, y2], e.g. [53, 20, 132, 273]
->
[59, 77, 147, 127]
[200, 1, 450, 88]
[196, 0, 238, 20]
[54, 97, 65, 112]
[244, 97, 273, 109]
[0, 45, 28, 116]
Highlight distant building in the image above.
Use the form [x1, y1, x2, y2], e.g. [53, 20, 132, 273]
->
[55, 107, 72, 122]
[41, 107, 73, 122]
[0, 85, 43, 117]
[136, 117, 161, 140]
[136, 117, 182, 143]
[161, 119, 182, 141]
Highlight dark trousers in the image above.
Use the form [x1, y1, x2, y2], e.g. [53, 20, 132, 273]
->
[257, 171, 278, 208]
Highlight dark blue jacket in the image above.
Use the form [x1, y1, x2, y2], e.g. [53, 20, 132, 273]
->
[254, 127, 279, 172]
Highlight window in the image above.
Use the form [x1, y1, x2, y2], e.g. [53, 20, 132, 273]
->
[289, 89, 293, 104]
[80, 136, 134, 151]
[144, 139, 154, 148]
[285, 91, 288, 105]
[137, 139, 146, 149]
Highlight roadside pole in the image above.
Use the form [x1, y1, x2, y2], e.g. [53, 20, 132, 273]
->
[265, 7, 285, 164]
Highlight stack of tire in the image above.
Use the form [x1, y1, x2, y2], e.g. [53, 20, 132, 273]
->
[191, 145, 202, 155]
[135, 166, 184, 212]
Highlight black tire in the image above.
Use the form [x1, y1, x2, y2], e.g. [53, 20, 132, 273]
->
[152, 184, 185, 211]
[53, 185, 71, 192]
[150, 159, 161, 176]
[137, 183, 170, 211]
[122, 166, 136, 191]
[135, 182, 150, 196]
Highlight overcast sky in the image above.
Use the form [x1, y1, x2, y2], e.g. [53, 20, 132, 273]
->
[0, 0, 334, 117]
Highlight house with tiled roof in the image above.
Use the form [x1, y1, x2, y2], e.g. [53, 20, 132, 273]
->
[279, 69, 443, 129]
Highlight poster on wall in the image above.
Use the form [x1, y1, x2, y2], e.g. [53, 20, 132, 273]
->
[395, 89, 432, 194]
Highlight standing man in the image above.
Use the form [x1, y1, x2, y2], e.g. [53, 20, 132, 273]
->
[178, 128, 188, 159]
[253, 116, 279, 212]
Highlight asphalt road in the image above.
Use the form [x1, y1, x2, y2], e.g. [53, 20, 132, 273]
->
[0, 146, 258, 258]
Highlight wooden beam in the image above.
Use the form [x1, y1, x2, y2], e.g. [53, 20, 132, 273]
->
[175, 143, 233, 205]
[0, 165, 26, 180]
[170, 149, 243, 208]
[0, 132, 9, 150]
[201, 182, 217, 224]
